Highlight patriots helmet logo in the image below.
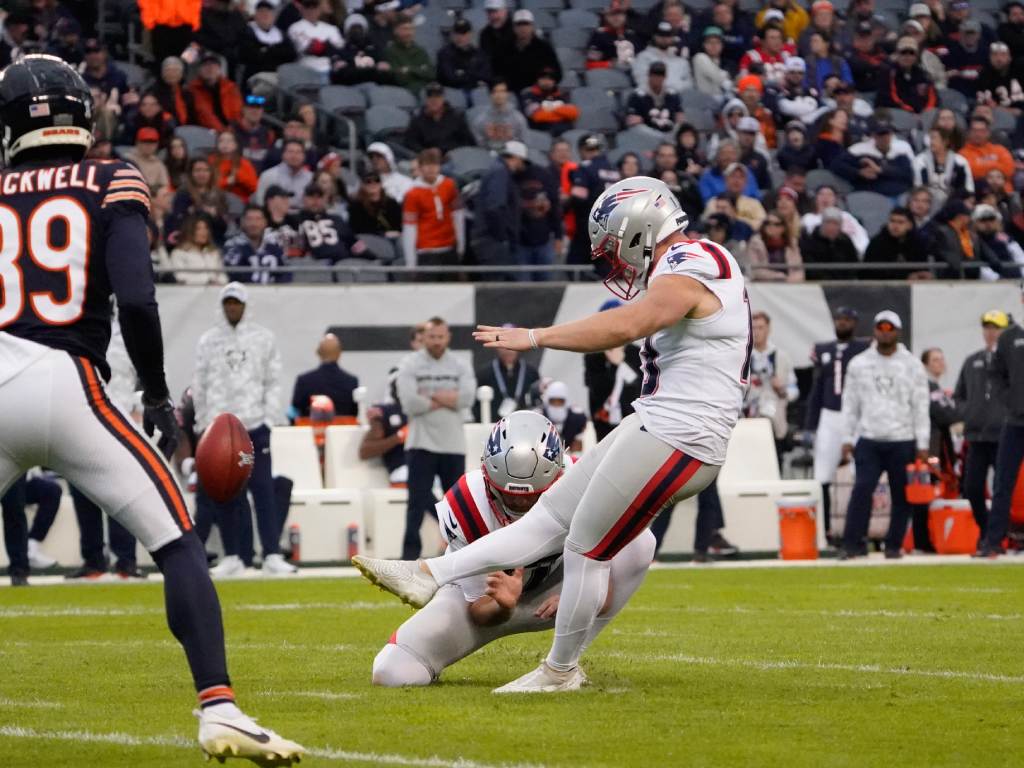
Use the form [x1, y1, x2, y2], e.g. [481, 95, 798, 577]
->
[541, 425, 562, 463]
[484, 423, 503, 459]
[592, 187, 646, 228]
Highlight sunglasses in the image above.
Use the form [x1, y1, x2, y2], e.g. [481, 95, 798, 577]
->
[898, 49, 917, 55]
[363, 176, 381, 184]
[876, 322, 896, 331]
[245, 95, 266, 106]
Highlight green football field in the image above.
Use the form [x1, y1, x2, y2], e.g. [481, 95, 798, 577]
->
[1, 563, 1022, 768]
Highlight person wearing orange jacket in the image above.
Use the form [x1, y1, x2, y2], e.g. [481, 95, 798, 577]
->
[187, 53, 243, 132]
[138, 0, 201, 66]
[521, 68, 580, 136]
[208, 131, 259, 203]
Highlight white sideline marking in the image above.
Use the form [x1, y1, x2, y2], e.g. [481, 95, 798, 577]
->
[622, 604, 1023, 622]
[0, 725, 547, 768]
[0, 698, 63, 709]
[0, 601, 397, 619]
[254, 689, 362, 701]
[599, 650, 1024, 684]
[6, 638, 365, 654]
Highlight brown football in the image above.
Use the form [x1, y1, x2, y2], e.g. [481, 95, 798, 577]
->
[195, 413, 254, 503]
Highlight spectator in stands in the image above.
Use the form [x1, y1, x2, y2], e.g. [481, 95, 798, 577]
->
[127, 127, 170, 195]
[801, 184, 869, 253]
[618, 152, 642, 179]
[471, 80, 528, 151]
[739, 22, 795, 87]
[772, 185, 805, 239]
[846, 20, 885, 93]
[0, 11, 31, 69]
[224, 205, 289, 284]
[747, 213, 803, 281]
[797, 0, 841, 56]
[188, 53, 243, 132]
[165, 136, 190, 190]
[930, 197, 1002, 280]
[313, 166, 348, 219]
[288, 0, 343, 84]
[625, 61, 683, 133]
[863, 207, 928, 280]
[360, 372, 410, 486]
[712, 164, 766, 229]
[263, 185, 303, 257]
[349, 172, 402, 242]
[976, 42, 1024, 115]
[954, 309, 1010, 542]
[261, 115, 320, 171]
[908, 184, 936, 231]
[810, 110, 848, 169]
[978, 169, 1024, 237]
[799, 207, 859, 280]
[839, 310, 930, 560]
[973, 204, 1024, 277]
[585, 301, 641, 440]
[480, 0, 515, 77]
[634, 20, 694, 93]
[232, 94, 276, 168]
[334, 13, 394, 86]
[195, 0, 249, 72]
[832, 119, 915, 199]
[708, 98, 750, 157]
[386, 16, 434, 94]
[401, 148, 463, 278]
[587, 2, 640, 71]
[123, 91, 175, 149]
[913, 127, 975, 203]
[169, 157, 229, 245]
[961, 115, 1015, 189]
[475, 343, 539, 421]
[651, 142, 679, 177]
[516, 151, 563, 281]
[437, 18, 491, 98]
[921, 348, 960, 525]
[475, 141, 527, 278]
[367, 141, 414, 203]
[518, 67, 578, 136]
[875, 38, 938, 113]
[255, 138, 314, 208]
[291, 333, 359, 420]
[568, 134, 621, 267]
[1000, 1, 1024, 49]
[209, 130, 259, 204]
[241, 0, 296, 76]
[744, 311, 798, 461]
[803, 31, 853, 93]
[403, 82, 475, 154]
[691, 25, 732, 97]
[541, 381, 587, 453]
[699, 140, 759, 202]
[503, 9, 561, 94]
[80, 38, 130, 109]
[831, 82, 873, 143]
[297, 184, 366, 272]
[170, 215, 225, 285]
[194, 283, 294, 576]
[946, 20, 988, 99]
[766, 57, 824, 125]
[737, 75, 778, 148]
[675, 124, 707, 177]
[396, 317, 476, 559]
[703, 207, 751, 259]
[154, 56, 194, 128]
[777, 120, 817, 172]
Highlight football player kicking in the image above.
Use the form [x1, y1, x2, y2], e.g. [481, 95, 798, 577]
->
[372, 410, 655, 687]
[355, 177, 750, 693]
[0, 57, 303, 762]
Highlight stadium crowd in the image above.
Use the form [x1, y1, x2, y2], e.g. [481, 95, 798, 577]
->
[4, 0, 1024, 280]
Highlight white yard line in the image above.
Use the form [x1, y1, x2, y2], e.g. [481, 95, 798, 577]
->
[254, 689, 363, 701]
[0, 698, 63, 709]
[599, 650, 1024, 685]
[0, 725, 547, 768]
[0, 602, 398, 619]
[620, 604, 1022, 622]
[5, 638, 367, 654]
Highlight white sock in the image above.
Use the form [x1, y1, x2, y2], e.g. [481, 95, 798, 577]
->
[581, 529, 656, 654]
[425, 500, 568, 586]
[204, 702, 243, 719]
[546, 548, 610, 672]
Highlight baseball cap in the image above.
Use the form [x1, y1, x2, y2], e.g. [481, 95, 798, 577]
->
[738, 116, 761, 133]
[424, 81, 444, 96]
[200, 51, 222, 65]
[811, 0, 833, 12]
[874, 310, 902, 329]
[513, 9, 534, 24]
[992, 41, 1011, 53]
[737, 74, 764, 94]
[83, 38, 104, 53]
[902, 19, 925, 34]
[303, 183, 324, 196]
[703, 25, 724, 39]
[254, 0, 277, 9]
[220, 282, 249, 305]
[538, 65, 558, 79]
[962, 19, 982, 33]
[857, 20, 874, 34]
[483, 0, 505, 9]
[763, 8, 785, 23]
[778, 186, 799, 202]
[833, 82, 853, 94]
[705, 212, 731, 230]
[972, 203, 1002, 221]
[834, 306, 859, 319]
[55, 17, 81, 35]
[870, 117, 893, 134]
[724, 162, 747, 176]
[501, 140, 528, 159]
[452, 18, 472, 33]
[909, 2, 930, 17]
[785, 57, 807, 73]
[656, 21, 674, 35]
[579, 133, 604, 151]
[136, 127, 160, 143]
[982, 309, 1010, 328]
[649, 61, 667, 76]
[822, 206, 844, 223]
[785, 119, 808, 134]
[264, 184, 291, 200]
[950, 0, 970, 9]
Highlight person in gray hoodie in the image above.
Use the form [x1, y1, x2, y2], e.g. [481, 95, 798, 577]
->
[839, 310, 930, 560]
[396, 317, 477, 559]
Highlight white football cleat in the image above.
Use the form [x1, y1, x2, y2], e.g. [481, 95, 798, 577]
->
[351, 556, 438, 608]
[493, 662, 588, 694]
[196, 706, 305, 766]
[262, 554, 298, 576]
[209, 555, 245, 579]
[27, 539, 57, 569]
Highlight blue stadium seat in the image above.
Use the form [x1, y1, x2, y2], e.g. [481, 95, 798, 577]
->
[806, 168, 854, 197]
[615, 126, 668, 154]
[523, 0, 566, 10]
[524, 128, 553, 151]
[937, 88, 969, 114]
[367, 84, 419, 112]
[174, 125, 217, 155]
[277, 63, 323, 94]
[576, 106, 620, 134]
[847, 191, 893, 238]
[364, 105, 411, 139]
[448, 146, 495, 181]
[558, 9, 600, 30]
[319, 85, 367, 117]
[550, 27, 590, 49]
[557, 46, 586, 72]
[569, 85, 617, 113]
[681, 89, 719, 115]
[584, 67, 633, 94]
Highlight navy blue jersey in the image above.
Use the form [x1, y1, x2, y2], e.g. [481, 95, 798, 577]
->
[297, 210, 356, 263]
[222, 232, 290, 284]
[625, 88, 683, 132]
[0, 158, 152, 381]
[805, 337, 871, 429]
[375, 401, 407, 476]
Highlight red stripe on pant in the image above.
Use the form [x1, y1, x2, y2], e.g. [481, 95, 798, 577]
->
[585, 452, 702, 561]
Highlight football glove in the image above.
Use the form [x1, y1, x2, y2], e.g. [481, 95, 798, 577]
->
[143, 396, 179, 459]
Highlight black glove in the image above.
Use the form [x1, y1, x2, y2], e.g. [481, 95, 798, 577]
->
[143, 395, 179, 460]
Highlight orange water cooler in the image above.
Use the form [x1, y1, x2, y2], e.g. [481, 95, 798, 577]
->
[928, 500, 980, 555]
[777, 500, 818, 560]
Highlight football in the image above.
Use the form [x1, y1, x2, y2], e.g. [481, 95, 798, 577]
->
[195, 413, 254, 503]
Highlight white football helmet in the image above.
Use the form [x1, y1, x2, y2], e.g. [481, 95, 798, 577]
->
[481, 410, 564, 520]
[588, 176, 688, 300]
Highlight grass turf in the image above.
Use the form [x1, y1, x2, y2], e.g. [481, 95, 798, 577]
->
[0, 564, 1022, 768]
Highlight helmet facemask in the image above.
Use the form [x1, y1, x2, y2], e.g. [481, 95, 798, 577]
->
[591, 224, 654, 301]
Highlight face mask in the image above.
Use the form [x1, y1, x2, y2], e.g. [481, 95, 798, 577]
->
[546, 405, 568, 423]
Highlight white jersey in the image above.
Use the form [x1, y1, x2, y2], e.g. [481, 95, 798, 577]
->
[630, 238, 750, 465]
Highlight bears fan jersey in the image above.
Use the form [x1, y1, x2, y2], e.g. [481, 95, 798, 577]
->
[631, 239, 750, 466]
[0, 159, 151, 382]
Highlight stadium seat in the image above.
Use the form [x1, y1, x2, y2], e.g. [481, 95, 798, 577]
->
[557, 46, 586, 73]
[367, 84, 419, 111]
[470, 84, 491, 106]
[570, 85, 617, 113]
[559, 70, 582, 89]
[523, 0, 566, 10]
[114, 60, 151, 91]
[570, 0, 607, 11]
[270, 427, 323, 491]
[684, 108, 716, 133]
[225, 192, 245, 220]
[937, 88, 969, 114]
[531, 9, 558, 29]
[174, 125, 217, 155]
[320, 85, 368, 117]
[277, 62, 322, 94]
[462, 7, 488, 30]
[355, 233, 401, 264]
[365, 105, 411, 139]
[558, 9, 600, 30]
[550, 26, 591, 49]
[448, 146, 495, 181]
[288, 256, 335, 283]
[577, 107, 620, 134]
[324, 425, 389, 489]
[527, 147, 551, 167]
[584, 67, 633, 94]
[615, 125, 668, 154]
[680, 88, 719, 115]
[805, 168, 854, 196]
[992, 108, 1017, 135]
[439, 87, 468, 110]
[885, 109, 919, 135]
[332, 258, 389, 283]
[525, 128, 554, 152]
[847, 191, 894, 237]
